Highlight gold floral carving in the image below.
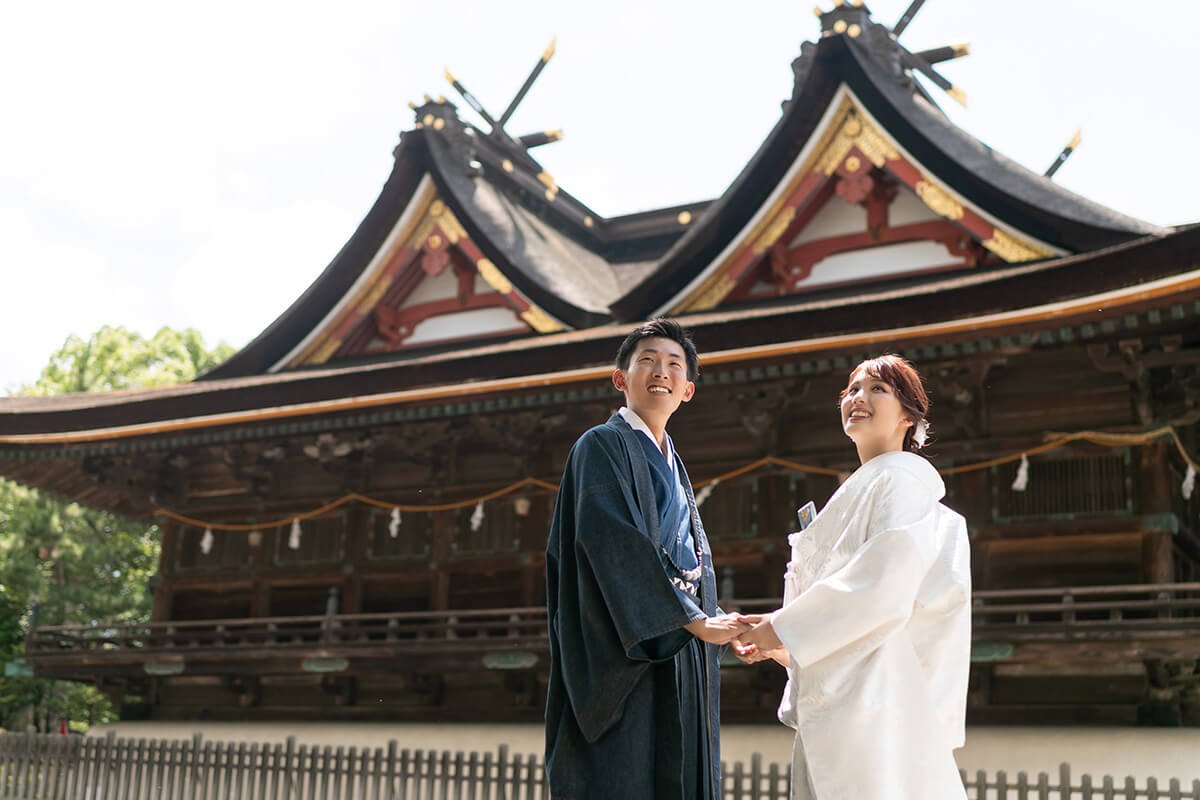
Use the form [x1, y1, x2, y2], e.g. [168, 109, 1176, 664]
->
[812, 106, 899, 175]
[914, 180, 964, 220]
[752, 206, 797, 255]
[982, 229, 1054, 262]
[680, 272, 737, 313]
[520, 307, 563, 333]
[310, 338, 342, 365]
[476, 258, 514, 295]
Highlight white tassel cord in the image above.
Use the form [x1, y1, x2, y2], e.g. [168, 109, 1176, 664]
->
[470, 501, 485, 532]
[694, 480, 719, 508]
[1184, 463, 1196, 501]
[199, 527, 214, 555]
[288, 519, 302, 550]
[389, 507, 402, 538]
[1011, 454, 1030, 492]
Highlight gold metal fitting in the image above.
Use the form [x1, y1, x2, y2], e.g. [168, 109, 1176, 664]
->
[543, 38, 557, 61]
[834, 19, 848, 33]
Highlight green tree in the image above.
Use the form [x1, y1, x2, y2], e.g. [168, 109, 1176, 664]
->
[0, 326, 233, 732]
[21, 325, 235, 395]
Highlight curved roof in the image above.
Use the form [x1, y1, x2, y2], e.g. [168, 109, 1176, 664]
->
[609, 29, 1164, 319]
[204, 5, 1166, 379]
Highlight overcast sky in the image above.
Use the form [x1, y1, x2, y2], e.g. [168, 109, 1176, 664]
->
[3, 1, 1198, 392]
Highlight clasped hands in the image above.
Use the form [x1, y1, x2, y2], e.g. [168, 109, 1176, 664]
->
[684, 613, 787, 665]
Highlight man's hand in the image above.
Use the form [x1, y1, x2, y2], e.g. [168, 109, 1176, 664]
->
[734, 614, 784, 651]
[684, 613, 751, 645]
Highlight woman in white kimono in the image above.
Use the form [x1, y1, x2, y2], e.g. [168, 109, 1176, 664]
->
[736, 355, 971, 800]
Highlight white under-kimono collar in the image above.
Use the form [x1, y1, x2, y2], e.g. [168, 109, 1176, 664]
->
[617, 406, 677, 477]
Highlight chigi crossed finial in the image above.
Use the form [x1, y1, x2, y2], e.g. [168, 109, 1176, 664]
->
[816, 0, 969, 107]
[443, 39, 564, 156]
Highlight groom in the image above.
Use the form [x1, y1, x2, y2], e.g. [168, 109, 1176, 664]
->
[544, 318, 749, 800]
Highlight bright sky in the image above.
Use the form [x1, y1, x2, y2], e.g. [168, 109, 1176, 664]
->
[3, 1, 1198, 393]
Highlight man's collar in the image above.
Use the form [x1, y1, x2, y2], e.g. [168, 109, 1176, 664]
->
[617, 406, 674, 465]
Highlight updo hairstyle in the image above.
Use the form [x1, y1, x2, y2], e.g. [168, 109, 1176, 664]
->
[839, 354, 931, 452]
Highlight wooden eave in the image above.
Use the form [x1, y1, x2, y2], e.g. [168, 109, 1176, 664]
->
[2, 224, 1198, 453]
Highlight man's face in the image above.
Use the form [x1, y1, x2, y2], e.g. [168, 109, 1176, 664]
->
[612, 336, 695, 417]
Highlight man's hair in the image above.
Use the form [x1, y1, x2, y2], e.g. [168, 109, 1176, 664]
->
[839, 354, 931, 452]
[615, 318, 699, 381]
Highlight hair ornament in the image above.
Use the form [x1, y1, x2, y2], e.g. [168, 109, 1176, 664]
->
[912, 419, 930, 448]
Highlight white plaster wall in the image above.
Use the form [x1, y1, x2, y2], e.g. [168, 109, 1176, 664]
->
[888, 183, 943, 227]
[799, 239, 955, 288]
[401, 271, 491, 307]
[789, 195, 865, 246]
[404, 306, 521, 345]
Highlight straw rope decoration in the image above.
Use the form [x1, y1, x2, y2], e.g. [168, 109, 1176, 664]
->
[153, 426, 1199, 533]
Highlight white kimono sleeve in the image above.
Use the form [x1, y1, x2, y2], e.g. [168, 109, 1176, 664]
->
[771, 469, 936, 670]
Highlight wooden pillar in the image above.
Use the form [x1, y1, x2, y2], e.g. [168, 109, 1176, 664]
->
[152, 522, 177, 622]
[342, 505, 365, 614]
[248, 528, 268, 617]
[1142, 532, 1175, 584]
[1140, 441, 1175, 583]
[430, 510, 451, 610]
[1140, 441, 1173, 515]
[520, 565, 542, 607]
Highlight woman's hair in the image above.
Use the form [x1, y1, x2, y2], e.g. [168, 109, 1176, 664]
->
[840, 354, 931, 452]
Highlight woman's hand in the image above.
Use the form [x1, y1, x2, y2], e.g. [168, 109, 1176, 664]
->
[684, 613, 751, 645]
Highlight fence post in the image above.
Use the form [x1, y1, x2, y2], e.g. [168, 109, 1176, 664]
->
[284, 736, 297, 800]
[497, 744, 510, 800]
[1059, 763, 1072, 800]
[103, 729, 118, 800]
[385, 740, 398, 800]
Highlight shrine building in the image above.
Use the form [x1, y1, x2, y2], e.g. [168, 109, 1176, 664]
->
[3, 2, 1198, 726]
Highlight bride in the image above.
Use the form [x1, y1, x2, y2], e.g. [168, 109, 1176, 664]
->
[736, 355, 971, 800]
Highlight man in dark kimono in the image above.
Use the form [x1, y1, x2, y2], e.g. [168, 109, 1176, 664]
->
[545, 318, 749, 800]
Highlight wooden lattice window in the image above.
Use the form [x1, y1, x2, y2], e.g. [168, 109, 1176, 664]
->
[701, 479, 760, 541]
[450, 502, 523, 556]
[175, 523, 251, 571]
[273, 513, 345, 565]
[366, 507, 431, 560]
[992, 451, 1133, 521]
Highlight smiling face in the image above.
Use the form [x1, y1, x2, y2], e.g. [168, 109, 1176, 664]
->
[612, 335, 696, 424]
[840, 366, 913, 461]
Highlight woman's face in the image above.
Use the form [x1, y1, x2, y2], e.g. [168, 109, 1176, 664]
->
[840, 367, 912, 452]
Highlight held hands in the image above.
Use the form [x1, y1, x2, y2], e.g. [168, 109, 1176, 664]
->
[683, 613, 752, 646]
[730, 614, 789, 666]
[684, 613, 790, 667]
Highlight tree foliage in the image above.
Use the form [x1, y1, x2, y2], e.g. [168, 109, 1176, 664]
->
[0, 326, 233, 732]
[20, 325, 235, 396]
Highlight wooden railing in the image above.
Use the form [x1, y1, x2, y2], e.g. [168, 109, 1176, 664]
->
[27, 606, 549, 662]
[1, 732, 1197, 800]
[734, 582, 1200, 640]
[25, 584, 1200, 675]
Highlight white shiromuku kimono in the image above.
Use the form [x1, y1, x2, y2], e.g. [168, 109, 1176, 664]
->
[771, 451, 971, 800]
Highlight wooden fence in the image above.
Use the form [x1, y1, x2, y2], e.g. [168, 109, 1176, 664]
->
[1, 732, 1198, 800]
